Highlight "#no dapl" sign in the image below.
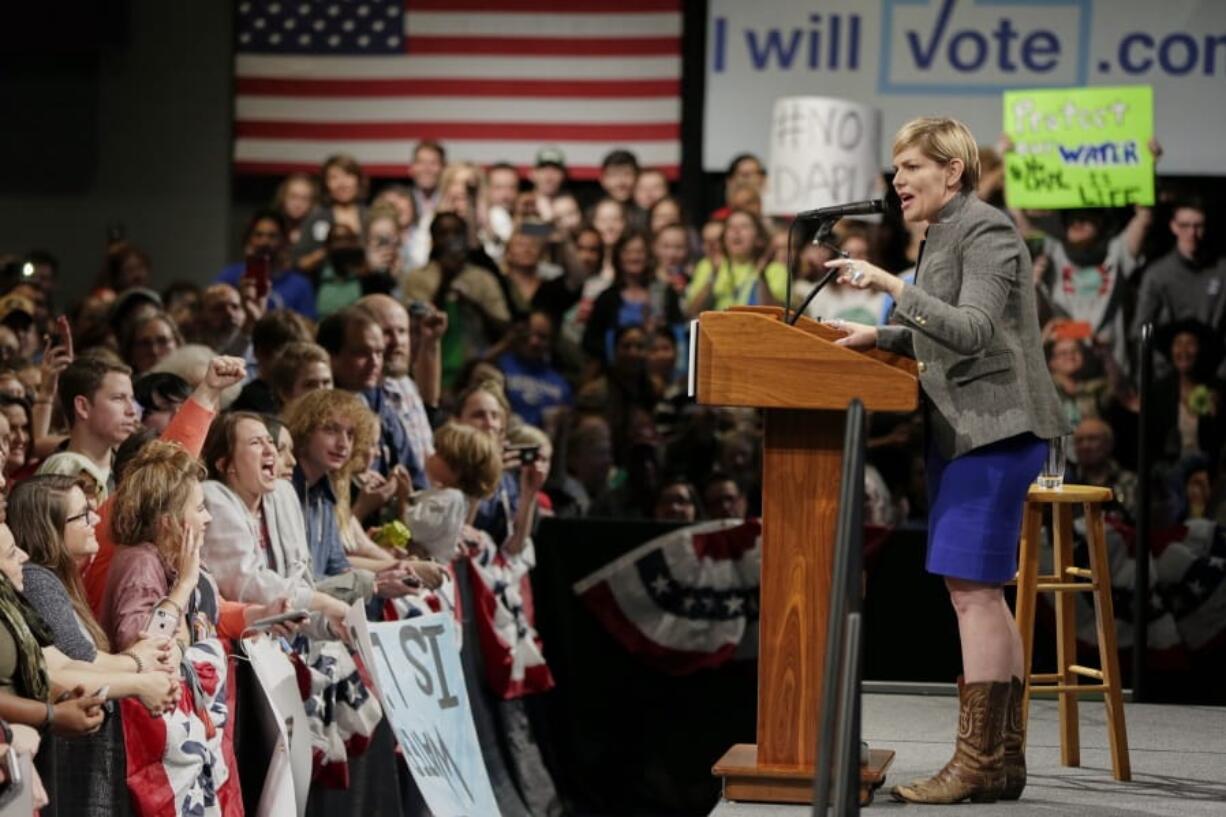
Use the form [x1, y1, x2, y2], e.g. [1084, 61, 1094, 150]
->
[1003, 84, 1154, 210]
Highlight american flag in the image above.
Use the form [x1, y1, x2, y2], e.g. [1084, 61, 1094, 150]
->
[233, 0, 683, 180]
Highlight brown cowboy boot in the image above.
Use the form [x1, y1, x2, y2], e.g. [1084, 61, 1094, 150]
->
[891, 679, 1010, 804]
[1001, 676, 1027, 800]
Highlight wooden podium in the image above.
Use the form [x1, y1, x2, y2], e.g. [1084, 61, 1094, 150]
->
[693, 306, 918, 805]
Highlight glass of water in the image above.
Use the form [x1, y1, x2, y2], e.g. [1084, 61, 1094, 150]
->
[1037, 436, 1066, 489]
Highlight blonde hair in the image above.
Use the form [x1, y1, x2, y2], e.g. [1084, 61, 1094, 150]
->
[269, 341, 331, 401]
[507, 423, 549, 450]
[110, 441, 206, 567]
[363, 203, 401, 235]
[282, 389, 377, 479]
[892, 117, 980, 193]
[433, 422, 502, 499]
[337, 408, 382, 550]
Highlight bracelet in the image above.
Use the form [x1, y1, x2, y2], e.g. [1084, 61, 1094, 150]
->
[124, 650, 144, 673]
[157, 596, 185, 618]
[41, 700, 54, 735]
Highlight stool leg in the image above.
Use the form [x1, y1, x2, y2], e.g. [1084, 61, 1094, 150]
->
[1085, 503, 1131, 781]
[1014, 500, 1043, 742]
[1053, 504, 1080, 767]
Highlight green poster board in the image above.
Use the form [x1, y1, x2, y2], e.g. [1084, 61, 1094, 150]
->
[1003, 85, 1154, 210]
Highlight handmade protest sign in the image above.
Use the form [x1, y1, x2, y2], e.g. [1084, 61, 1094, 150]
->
[763, 96, 881, 217]
[349, 606, 501, 817]
[1003, 85, 1154, 210]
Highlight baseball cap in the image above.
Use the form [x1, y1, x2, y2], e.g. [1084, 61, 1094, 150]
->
[108, 287, 163, 330]
[535, 146, 567, 169]
[0, 294, 35, 325]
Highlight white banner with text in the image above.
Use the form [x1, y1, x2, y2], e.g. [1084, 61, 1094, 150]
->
[705, 0, 1226, 175]
[347, 607, 501, 817]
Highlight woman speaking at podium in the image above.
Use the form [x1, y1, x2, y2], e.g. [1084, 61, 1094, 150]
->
[827, 117, 1068, 805]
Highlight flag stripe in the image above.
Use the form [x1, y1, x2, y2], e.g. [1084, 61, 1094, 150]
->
[408, 0, 681, 12]
[234, 137, 680, 164]
[404, 12, 681, 38]
[234, 2, 682, 180]
[406, 35, 680, 56]
[235, 54, 682, 80]
[236, 120, 678, 141]
[233, 161, 679, 182]
[236, 77, 680, 98]
[579, 582, 739, 676]
[236, 95, 678, 123]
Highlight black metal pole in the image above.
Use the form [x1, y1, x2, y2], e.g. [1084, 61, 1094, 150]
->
[1133, 323, 1153, 701]
[833, 613, 864, 816]
[843, 404, 866, 816]
[813, 400, 867, 816]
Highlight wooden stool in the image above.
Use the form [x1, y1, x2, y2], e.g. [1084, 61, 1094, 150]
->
[1013, 483, 1131, 781]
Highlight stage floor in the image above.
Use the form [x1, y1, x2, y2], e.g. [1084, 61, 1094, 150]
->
[710, 691, 1226, 816]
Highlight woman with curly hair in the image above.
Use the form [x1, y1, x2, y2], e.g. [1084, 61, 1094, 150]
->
[99, 440, 241, 817]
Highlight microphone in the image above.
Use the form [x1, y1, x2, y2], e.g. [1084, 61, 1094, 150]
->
[795, 199, 884, 221]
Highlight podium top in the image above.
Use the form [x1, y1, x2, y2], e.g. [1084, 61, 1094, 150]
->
[692, 307, 919, 413]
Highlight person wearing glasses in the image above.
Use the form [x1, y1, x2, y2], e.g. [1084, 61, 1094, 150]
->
[10, 474, 180, 815]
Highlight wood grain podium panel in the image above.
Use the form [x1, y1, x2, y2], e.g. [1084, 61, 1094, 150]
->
[758, 408, 843, 766]
[695, 309, 917, 806]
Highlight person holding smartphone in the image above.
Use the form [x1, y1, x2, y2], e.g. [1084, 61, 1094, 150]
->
[99, 441, 243, 816]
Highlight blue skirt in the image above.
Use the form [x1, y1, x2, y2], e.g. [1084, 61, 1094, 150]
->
[925, 432, 1048, 584]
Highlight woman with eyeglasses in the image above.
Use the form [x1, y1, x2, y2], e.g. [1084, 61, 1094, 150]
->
[11, 475, 178, 703]
[11, 474, 181, 817]
[122, 312, 184, 377]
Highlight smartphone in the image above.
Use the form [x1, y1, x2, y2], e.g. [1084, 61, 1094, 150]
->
[242, 252, 272, 299]
[141, 607, 177, 639]
[520, 220, 553, 239]
[250, 609, 311, 630]
[506, 443, 540, 465]
[46, 316, 69, 351]
[0, 747, 23, 809]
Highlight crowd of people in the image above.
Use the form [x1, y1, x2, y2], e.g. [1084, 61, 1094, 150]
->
[0, 132, 1220, 814]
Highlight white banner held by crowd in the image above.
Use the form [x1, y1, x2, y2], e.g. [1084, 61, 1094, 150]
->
[763, 96, 881, 217]
[243, 636, 313, 817]
[348, 607, 501, 817]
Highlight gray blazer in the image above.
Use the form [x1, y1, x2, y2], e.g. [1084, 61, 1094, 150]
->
[877, 192, 1069, 459]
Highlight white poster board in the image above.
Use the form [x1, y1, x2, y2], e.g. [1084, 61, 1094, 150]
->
[347, 606, 501, 817]
[243, 636, 313, 817]
[763, 96, 882, 217]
